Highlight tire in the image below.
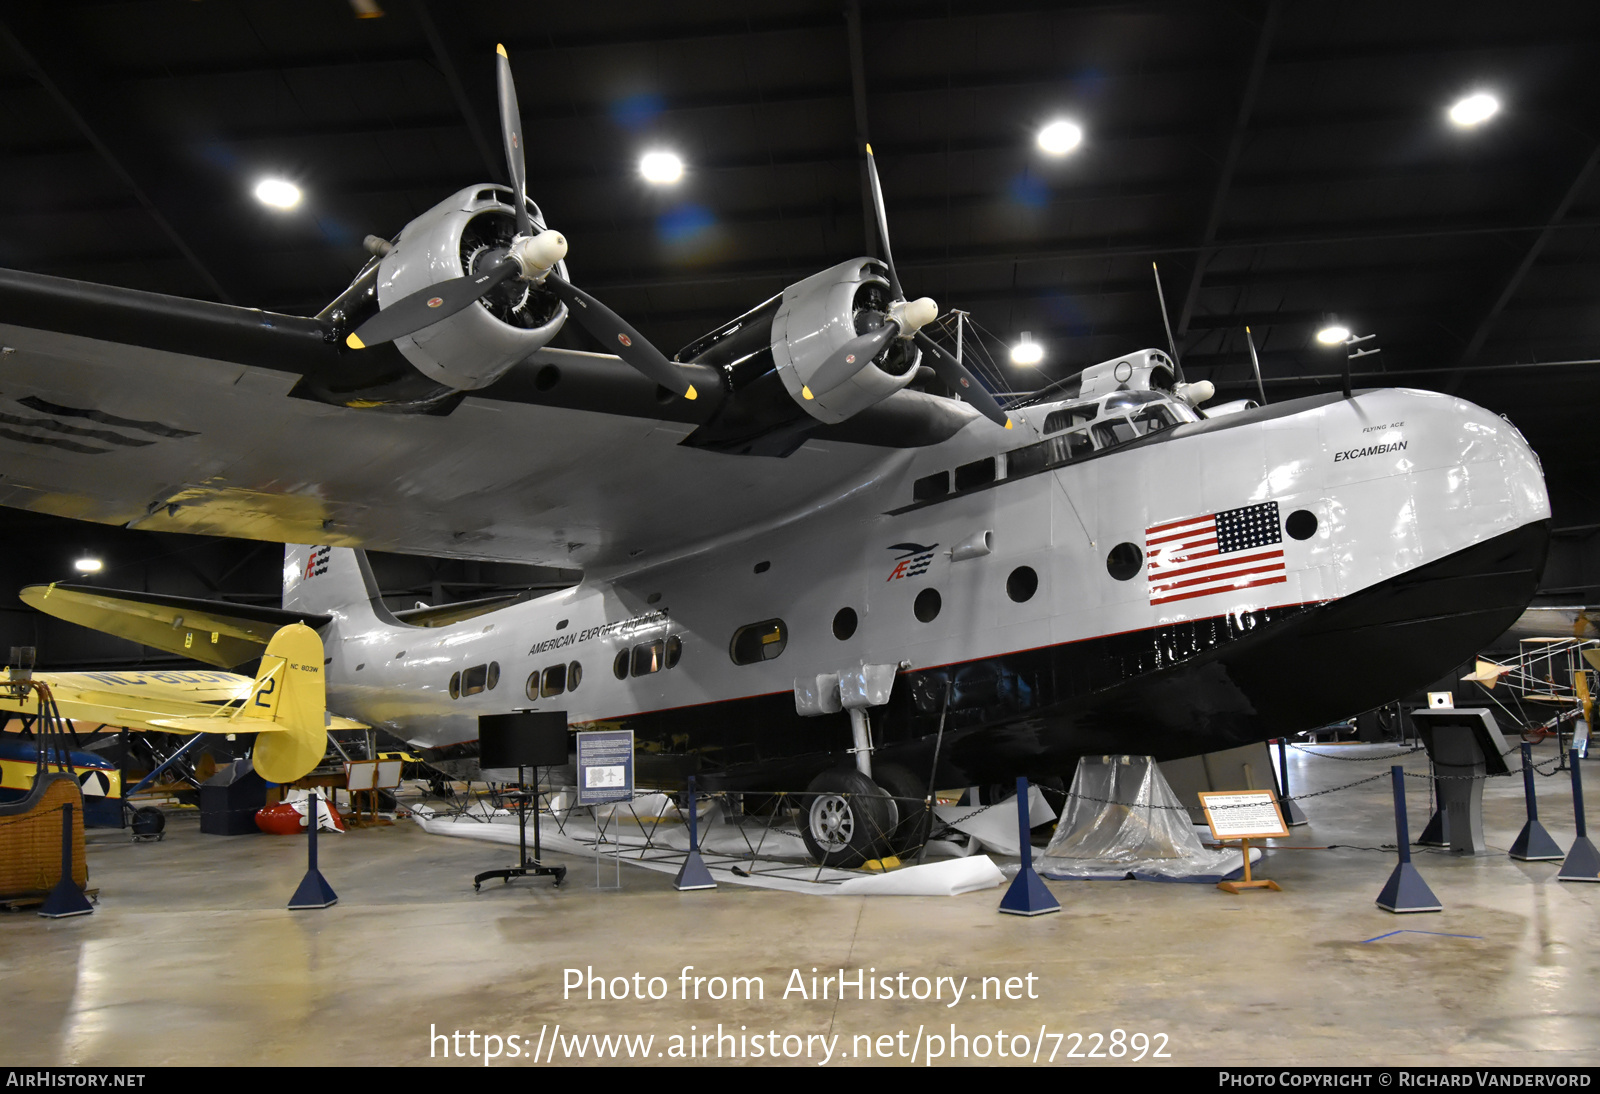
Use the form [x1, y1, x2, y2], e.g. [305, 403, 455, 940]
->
[871, 762, 932, 858]
[800, 769, 897, 868]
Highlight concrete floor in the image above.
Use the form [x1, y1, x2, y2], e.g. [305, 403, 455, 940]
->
[2, 742, 1596, 1068]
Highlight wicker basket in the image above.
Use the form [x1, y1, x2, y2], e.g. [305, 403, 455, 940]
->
[0, 772, 88, 899]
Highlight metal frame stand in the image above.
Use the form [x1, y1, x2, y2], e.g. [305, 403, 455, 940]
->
[473, 766, 566, 890]
[1509, 741, 1564, 862]
[1376, 766, 1442, 913]
[38, 804, 94, 919]
[673, 776, 716, 891]
[998, 777, 1060, 916]
[288, 791, 338, 910]
[1557, 749, 1600, 882]
[592, 805, 621, 890]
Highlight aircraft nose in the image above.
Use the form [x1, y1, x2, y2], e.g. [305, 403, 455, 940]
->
[1384, 387, 1548, 538]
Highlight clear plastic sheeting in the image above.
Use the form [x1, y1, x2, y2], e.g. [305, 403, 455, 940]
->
[1038, 755, 1255, 882]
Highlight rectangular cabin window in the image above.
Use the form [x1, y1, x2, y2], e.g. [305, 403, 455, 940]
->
[1042, 404, 1098, 435]
[954, 457, 996, 492]
[913, 471, 949, 502]
[631, 640, 664, 677]
[541, 663, 567, 697]
[461, 663, 489, 696]
[1006, 430, 1094, 478]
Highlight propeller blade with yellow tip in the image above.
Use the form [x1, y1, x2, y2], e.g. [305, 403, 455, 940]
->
[541, 271, 698, 400]
[346, 259, 521, 348]
[495, 44, 532, 239]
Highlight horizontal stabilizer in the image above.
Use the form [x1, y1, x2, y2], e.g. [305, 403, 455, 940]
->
[20, 583, 331, 669]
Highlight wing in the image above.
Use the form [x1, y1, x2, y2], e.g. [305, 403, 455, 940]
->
[0, 268, 977, 567]
[1, 677, 362, 735]
[21, 583, 332, 669]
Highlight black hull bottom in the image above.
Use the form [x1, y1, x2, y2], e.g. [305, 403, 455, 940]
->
[593, 521, 1549, 792]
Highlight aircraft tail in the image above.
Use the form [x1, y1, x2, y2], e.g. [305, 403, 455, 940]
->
[283, 545, 394, 622]
[152, 623, 357, 784]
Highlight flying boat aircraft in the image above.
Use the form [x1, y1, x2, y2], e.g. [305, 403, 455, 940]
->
[0, 48, 1551, 865]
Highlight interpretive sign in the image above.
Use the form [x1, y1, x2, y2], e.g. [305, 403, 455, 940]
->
[1198, 790, 1289, 842]
[575, 730, 634, 806]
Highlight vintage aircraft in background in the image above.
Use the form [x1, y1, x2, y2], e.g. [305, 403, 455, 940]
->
[1, 624, 355, 811]
[0, 48, 1551, 864]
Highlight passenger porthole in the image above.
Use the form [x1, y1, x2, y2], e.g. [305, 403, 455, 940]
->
[1286, 509, 1318, 540]
[1106, 542, 1142, 581]
[833, 607, 858, 640]
[1007, 566, 1039, 602]
[914, 588, 942, 623]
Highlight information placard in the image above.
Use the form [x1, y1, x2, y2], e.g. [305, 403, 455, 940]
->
[1198, 790, 1289, 841]
[345, 759, 402, 791]
[575, 730, 634, 806]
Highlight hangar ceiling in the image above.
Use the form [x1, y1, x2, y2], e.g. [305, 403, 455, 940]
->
[3, 0, 1599, 655]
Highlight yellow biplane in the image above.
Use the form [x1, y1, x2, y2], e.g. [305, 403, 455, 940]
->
[2, 624, 364, 787]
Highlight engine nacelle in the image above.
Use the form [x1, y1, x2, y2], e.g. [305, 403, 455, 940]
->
[375, 185, 568, 390]
[771, 258, 922, 424]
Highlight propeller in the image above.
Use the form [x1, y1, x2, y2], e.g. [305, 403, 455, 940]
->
[346, 45, 697, 402]
[805, 145, 1009, 428]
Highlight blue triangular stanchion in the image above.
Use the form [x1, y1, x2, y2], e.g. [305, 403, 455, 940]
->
[38, 874, 94, 918]
[997, 776, 1060, 917]
[1509, 819, 1565, 862]
[674, 850, 716, 891]
[1510, 744, 1563, 862]
[1375, 862, 1443, 913]
[999, 867, 1060, 916]
[673, 776, 716, 891]
[288, 869, 339, 909]
[1556, 836, 1600, 882]
[1376, 765, 1441, 913]
[287, 792, 338, 910]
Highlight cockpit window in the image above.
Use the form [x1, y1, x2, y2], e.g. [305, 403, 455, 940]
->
[1042, 403, 1097, 434]
[1092, 404, 1179, 448]
[1102, 390, 1165, 413]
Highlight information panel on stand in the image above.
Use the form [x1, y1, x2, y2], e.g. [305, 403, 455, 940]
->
[575, 729, 635, 806]
[1198, 789, 1289, 841]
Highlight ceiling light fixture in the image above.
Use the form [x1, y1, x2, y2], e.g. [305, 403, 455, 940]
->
[254, 178, 302, 210]
[1036, 120, 1084, 156]
[1316, 325, 1351, 346]
[639, 151, 684, 184]
[1447, 92, 1499, 128]
[74, 557, 103, 574]
[1011, 331, 1044, 366]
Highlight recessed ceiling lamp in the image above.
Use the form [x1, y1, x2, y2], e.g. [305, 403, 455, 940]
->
[73, 557, 103, 574]
[1011, 331, 1044, 366]
[639, 151, 684, 184]
[1036, 120, 1084, 156]
[1448, 92, 1499, 128]
[1316, 325, 1351, 346]
[254, 178, 302, 210]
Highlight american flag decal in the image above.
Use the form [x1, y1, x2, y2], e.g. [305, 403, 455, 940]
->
[1146, 501, 1285, 606]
